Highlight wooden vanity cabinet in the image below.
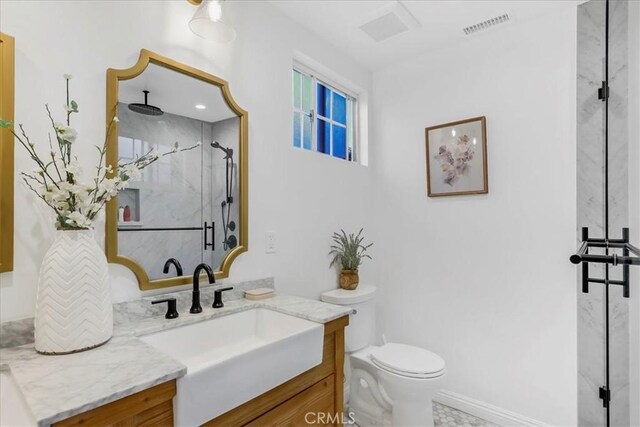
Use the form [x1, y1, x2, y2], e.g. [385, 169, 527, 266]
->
[53, 315, 348, 427]
[54, 380, 176, 427]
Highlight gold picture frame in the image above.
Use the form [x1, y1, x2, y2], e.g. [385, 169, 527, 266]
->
[425, 116, 488, 197]
[0, 33, 15, 273]
[105, 49, 248, 290]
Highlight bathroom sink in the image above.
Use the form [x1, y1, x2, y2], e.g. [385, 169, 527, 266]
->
[0, 371, 37, 427]
[140, 308, 324, 426]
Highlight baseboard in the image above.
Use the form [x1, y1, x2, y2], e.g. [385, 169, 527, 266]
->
[433, 390, 550, 427]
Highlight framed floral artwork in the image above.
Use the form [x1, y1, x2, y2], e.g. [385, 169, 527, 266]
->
[425, 116, 488, 197]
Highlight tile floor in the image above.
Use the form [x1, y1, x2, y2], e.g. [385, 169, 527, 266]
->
[348, 402, 497, 426]
[433, 402, 498, 427]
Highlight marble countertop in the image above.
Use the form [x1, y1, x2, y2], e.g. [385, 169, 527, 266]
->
[0, 337, 186, 426]
[0, 288, 352, 426]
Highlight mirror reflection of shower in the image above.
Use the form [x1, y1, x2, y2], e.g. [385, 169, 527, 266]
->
[211, 141, 237, 250]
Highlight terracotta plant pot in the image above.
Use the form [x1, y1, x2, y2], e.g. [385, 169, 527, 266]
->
[339, 269, 359, 290]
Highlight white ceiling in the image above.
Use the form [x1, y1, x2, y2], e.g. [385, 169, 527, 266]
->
[119, 62, 237, 123]
[270, 0, 576, 71]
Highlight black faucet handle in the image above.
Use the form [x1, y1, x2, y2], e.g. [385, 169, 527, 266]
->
[152, 298, 179, 319]
[212, 287, 234, 308]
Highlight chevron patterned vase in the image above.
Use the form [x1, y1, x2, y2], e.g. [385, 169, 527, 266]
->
[34, 229, 113, 354]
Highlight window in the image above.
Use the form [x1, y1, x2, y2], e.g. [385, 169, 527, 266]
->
[292, 67, 357, 162]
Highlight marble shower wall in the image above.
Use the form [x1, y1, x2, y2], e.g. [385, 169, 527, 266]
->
[577, 1, 629, 425]
[116, 105, 239, 280]
[204, 117, 240, 270]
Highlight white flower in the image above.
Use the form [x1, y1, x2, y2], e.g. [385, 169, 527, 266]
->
[98, 178, 121, 198]
[64, 161, 82, 176]
[118, 163, 141, 181]
[63, 74, 73, 80]
[105, 164, 113, 174]
[74, 187, 91, 203]
[54, 123, 78, 143]
[112, 116, 120, 123]
[65, 211, 91, 228]
[42, 185, 71, 210]
[63, 104, 74, 113]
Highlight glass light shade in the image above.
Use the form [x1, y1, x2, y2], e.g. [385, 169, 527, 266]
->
[189, 0, 236, 43]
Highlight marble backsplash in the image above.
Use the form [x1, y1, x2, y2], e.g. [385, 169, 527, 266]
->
[0, 277, 274, 349]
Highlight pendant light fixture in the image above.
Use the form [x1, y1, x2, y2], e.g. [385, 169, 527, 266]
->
[188, 0, 236, 43]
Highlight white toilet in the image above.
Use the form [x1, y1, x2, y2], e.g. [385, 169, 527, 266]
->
[321, 285, 445, 427]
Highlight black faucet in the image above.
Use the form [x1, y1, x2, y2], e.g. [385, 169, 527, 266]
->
[163, 258, 183, 276]
[152, 297, 179, 319]
[191, 263, 215, 313]
[213, 287, 234, 308]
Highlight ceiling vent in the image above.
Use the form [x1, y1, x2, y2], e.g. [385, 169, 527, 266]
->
[463, 14, 510, 35]
[360, 1, 421, 43]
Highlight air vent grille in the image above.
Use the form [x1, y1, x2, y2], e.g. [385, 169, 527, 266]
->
[463, 14, 510, 35]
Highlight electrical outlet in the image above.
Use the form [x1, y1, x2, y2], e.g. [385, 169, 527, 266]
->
[265, 231, 276, 254]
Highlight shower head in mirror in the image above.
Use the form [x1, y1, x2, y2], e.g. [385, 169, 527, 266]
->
[128, 90, 164, 116]
[211, 140, 233, 158]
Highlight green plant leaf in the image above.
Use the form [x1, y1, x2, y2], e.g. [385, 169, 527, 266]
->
[0, 119, 13, 128]
[328, 228, 372, 269]
[70, 100, 79, 112]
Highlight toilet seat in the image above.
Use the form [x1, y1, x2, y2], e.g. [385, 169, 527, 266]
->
[370, 343, 445, 379]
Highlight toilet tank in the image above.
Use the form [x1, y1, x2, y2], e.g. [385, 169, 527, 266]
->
[321, 284, 376, 352]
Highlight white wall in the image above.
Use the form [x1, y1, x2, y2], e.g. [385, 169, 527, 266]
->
[0, 0, 374, 321]
[370, 7, 578, 426]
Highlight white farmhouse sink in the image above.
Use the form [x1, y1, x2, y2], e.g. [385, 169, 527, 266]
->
[0, 371, 36, 427]
[140, 308, 324, 426]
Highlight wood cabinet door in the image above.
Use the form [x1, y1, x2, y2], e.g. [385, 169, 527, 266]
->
[245, 375, 337, 427]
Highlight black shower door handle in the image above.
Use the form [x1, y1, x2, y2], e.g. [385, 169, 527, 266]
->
[204, 221, 214, 251]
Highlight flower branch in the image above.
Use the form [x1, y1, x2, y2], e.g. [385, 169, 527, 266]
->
[0, 74, 198, 230]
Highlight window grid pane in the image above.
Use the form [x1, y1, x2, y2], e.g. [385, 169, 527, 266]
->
[293, 66, 358, 162]
[301, 73, 312, 113]
[293, 70, 301, 110]
[302, 113, 312, 150]
[332, 125, 346, 159]
[317, 118, 331, 155]
[293, 112, 301, 148]
[332, 92, 346, 125]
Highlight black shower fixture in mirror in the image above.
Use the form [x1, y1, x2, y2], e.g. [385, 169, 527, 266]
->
[128, 90, 164, 116]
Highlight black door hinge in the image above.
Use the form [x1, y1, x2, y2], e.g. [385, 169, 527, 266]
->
[599, 386, 611, 407]
[598, 81, 609, 101]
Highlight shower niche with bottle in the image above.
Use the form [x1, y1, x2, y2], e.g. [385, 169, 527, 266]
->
[105, 50, 248, 290]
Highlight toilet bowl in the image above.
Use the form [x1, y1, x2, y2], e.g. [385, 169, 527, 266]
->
[321, 285, 445, 427]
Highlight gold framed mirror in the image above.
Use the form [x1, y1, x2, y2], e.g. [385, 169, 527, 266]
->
[0, 32, 15, 273]
[105, 49, 248, 290]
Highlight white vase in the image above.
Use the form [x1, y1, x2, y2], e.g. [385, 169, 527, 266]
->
[34, 229, 113, 354]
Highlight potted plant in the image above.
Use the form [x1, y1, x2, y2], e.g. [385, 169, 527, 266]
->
[0, 75, 198, 354]
[329, 228, 372, 290]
